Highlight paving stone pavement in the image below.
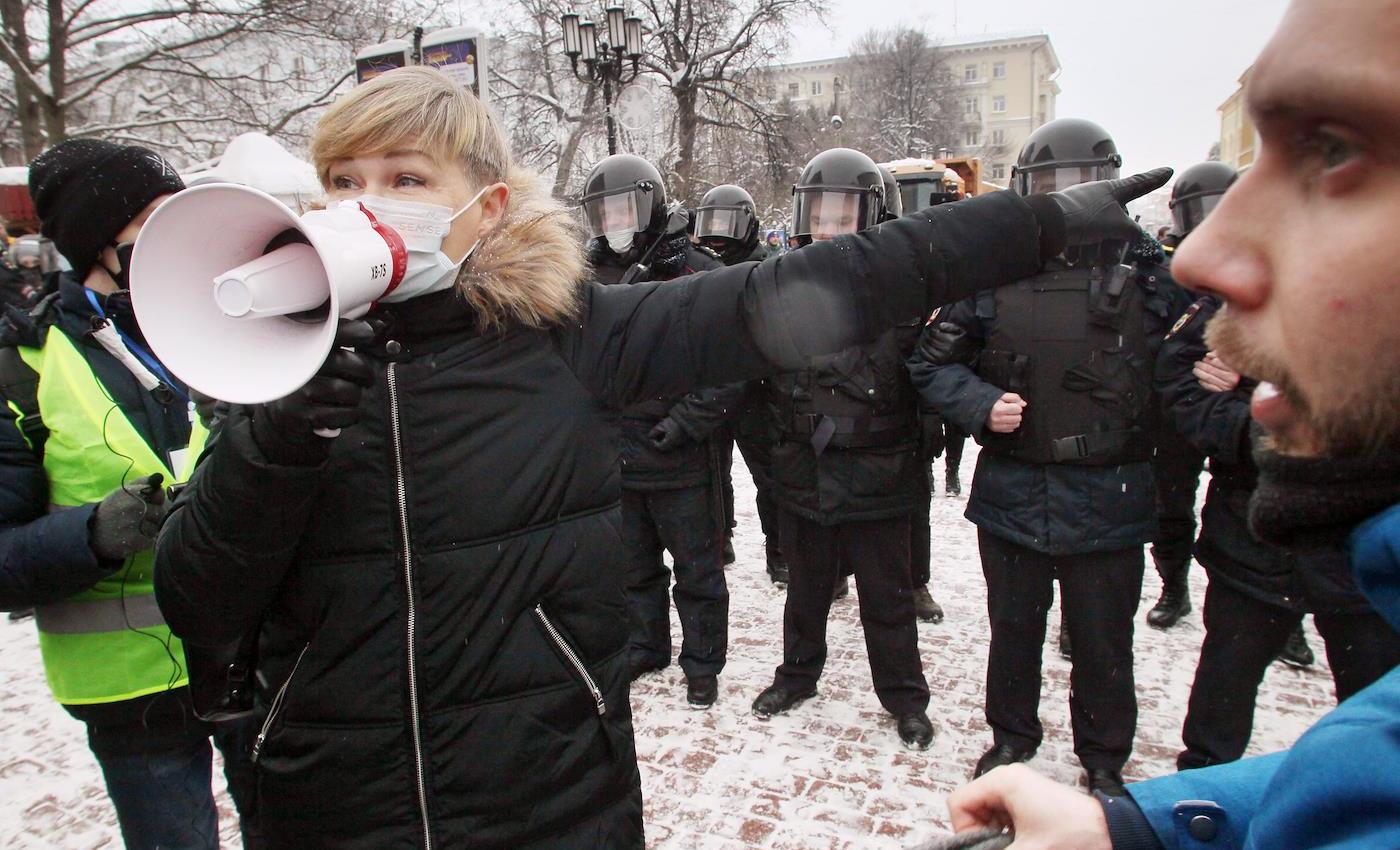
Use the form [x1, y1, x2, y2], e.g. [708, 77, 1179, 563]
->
[1, 446, 1339, 849]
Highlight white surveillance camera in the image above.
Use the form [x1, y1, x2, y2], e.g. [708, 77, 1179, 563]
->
[830, 114, 844, 130]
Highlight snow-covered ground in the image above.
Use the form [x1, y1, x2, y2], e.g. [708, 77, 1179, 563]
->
[1, 446, 1340, 849]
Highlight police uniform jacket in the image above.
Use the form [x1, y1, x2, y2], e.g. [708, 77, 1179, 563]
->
[908, 260, 1182, 555]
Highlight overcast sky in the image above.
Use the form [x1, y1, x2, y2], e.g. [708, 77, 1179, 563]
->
[784, 0, 1291, 178]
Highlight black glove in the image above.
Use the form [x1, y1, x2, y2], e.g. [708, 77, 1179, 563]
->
[89, 473, 168, 561]
[918, 321, 973, 366]
[251, 320, 377, 466]
[648, 418, 688, 452]
[1026, 168, 1174, 258]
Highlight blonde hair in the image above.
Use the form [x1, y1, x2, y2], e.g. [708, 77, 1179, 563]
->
[312, 65, 508, 190]
[310, 66, 583, 330]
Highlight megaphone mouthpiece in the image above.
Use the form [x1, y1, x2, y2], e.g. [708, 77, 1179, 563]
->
[214, 243, 328, 318]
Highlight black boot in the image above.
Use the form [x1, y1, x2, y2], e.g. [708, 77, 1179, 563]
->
[765, 540, 788, 587]
[913, 585, 944, 624]
[945, 464, 961, 497]
[1057, 621, 1072, 661]
[1147, 566, 1191, 629]
[686, 675, 718, 710]
[722, 537, 736, 566]
[973, 743, 1035, 778]
[1277, 624, 1315, 668]
[751, 684, 817, 719]
[897, 711, 935, 750]
[1086, 768, 1126, 796]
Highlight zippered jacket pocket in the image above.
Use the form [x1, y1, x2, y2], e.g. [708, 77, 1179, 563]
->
[251, 642, 310, 764]
[533, 605, 623, 759]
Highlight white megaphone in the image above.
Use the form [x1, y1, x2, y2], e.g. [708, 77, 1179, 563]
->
[130, 183, 406, 406]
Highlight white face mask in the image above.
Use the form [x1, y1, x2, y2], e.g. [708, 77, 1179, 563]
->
[605, 230, 634, 255]
[351, 185, 491, 302]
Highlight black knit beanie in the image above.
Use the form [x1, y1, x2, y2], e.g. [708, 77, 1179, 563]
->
[28, 139, 185, 281]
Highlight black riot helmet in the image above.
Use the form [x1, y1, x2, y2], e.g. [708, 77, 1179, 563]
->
[695, 184, 760, 263]
[877, 166, 903, 221]
[1170, 161, 1238, 237]
[579, 154, 667, 249]
[1011, 117, 1122, 196]
[791, 148, 884, 242]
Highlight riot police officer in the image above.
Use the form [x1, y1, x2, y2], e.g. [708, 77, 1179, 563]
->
[696, 183, 786, 584]
[695, 184, 765, 264]
[909, 119, 1174, 793]
[1137, 162, 1244, 631]
[879, 165, 946, 625]
[751, 149, 934, 750]
[581, 154, 737, 710]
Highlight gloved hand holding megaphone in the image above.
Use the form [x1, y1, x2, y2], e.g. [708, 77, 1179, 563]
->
[249, 319, 377, 467]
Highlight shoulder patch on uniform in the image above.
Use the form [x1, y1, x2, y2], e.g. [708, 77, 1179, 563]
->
[1165, 299, 1206, 340]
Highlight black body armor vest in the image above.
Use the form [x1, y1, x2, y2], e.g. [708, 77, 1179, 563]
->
[976, 263, 1153, 465]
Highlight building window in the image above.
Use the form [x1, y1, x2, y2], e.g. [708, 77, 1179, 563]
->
[811, 80, 822, 95]
[964, 63, 977, 82]
[964, 96, 978, 116]
[788, 82, 799, 97]
[992, 129, 1005, 145]
[992, 164, 1006, 180]
[966, 130, 980, 147]
[993, 61, 1005, 79]
[992, 95, 1006, 113]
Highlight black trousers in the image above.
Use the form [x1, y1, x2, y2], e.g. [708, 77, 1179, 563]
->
[1179, 578, 1400, 769]
[775, 509, 930, 716]
[978, 529, 1144, 770]
[912, 485, 932, 587]
[944, 426, 966, 477]
[1150, 436, 1205, 576]
[735, 433, 780, 544]
[622, 485, 729, 679]
[718, 434, 736, 536]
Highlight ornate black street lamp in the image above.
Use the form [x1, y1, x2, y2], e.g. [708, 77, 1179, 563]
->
[560, 6, 643, 155]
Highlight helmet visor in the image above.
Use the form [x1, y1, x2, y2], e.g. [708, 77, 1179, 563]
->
[694, 206, 753, 240]
[1015, 164, 1119, 196]
[581, 189, 642, 238]
[1171, 194, 1222, 236]
[793, 189, 867, 239]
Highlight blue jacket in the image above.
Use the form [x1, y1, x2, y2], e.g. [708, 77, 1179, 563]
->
[1121, 501, 1400, 849]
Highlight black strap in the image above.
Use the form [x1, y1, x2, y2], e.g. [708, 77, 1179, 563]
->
[0, 344, 46, 456]
[784, 412, 909, 437]
[1050, 429, 1144, 464]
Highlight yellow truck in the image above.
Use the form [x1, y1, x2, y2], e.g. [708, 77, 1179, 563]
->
[881, 156, 994, 211]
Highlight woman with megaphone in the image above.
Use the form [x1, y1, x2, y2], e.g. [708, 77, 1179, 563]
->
[149, 65, 1170, 849]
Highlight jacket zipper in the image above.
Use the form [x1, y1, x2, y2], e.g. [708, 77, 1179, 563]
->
[250, 642, 310, 764]
[534, 605, 606, 717]
[388, 363, 434, 850]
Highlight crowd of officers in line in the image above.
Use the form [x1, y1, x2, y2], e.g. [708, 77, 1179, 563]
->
[0, 107, 1397, 849]
[578, 116, 1400, 796]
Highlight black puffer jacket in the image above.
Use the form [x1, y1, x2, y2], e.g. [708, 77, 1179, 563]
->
[1155, 295, 1371, 613]
[908, 261, 1183, 555]
[155, 188, 1047, 849]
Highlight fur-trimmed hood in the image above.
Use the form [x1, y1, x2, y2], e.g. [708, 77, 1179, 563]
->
[453, 166, 585, 331]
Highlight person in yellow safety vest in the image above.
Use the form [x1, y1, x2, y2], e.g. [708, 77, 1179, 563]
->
[0, 139, 259, 850]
